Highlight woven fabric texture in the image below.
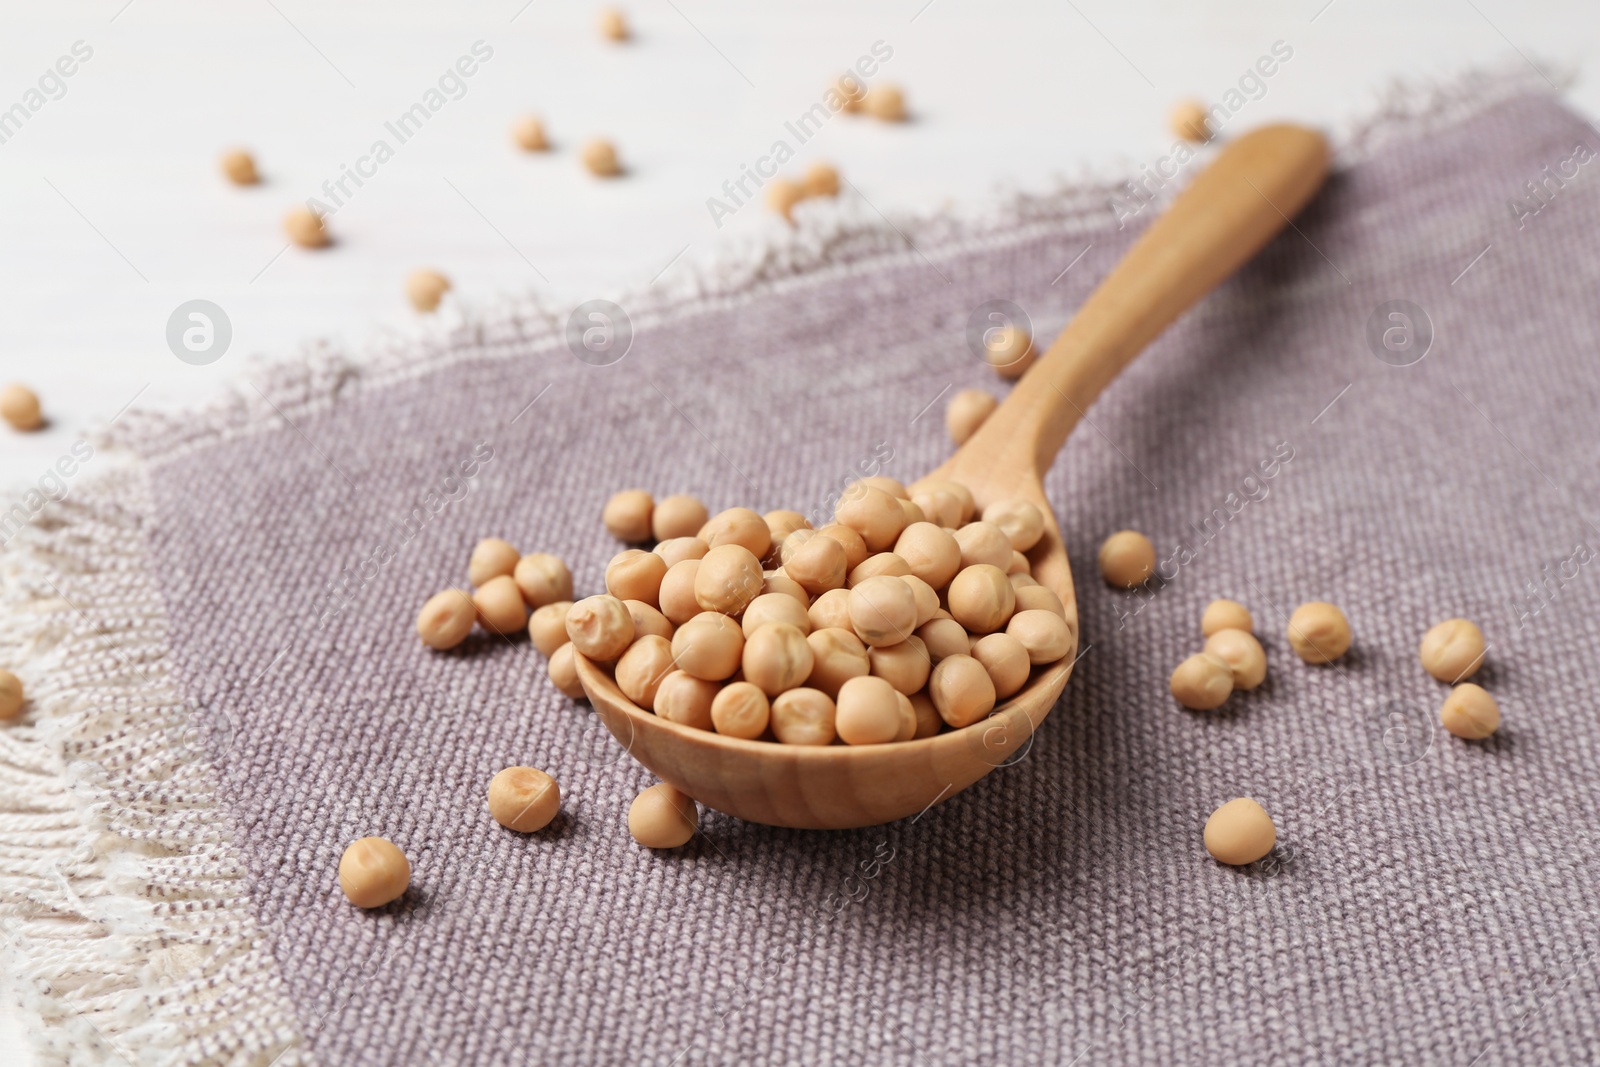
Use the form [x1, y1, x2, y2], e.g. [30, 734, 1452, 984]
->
[18, 91, 1600, 1065]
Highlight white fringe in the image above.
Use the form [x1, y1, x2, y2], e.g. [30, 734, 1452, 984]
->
[0, 59, 1564, 1066]
[0, 474, 306, 1066]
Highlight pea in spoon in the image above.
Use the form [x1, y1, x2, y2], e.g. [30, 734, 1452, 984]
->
[577, 124, 1330, 829]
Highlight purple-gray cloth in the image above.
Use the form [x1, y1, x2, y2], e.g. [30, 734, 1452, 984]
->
[120, 94, 1600, 1063]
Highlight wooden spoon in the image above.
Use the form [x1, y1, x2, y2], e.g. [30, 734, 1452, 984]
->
[578, 124, 1330, 829]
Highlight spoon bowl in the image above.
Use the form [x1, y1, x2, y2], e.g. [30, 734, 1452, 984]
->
[578, 123, 1330, 828]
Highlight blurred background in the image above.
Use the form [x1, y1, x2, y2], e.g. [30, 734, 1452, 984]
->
[0, 0, 1594, 1057]
[0, 1, 1593, 486]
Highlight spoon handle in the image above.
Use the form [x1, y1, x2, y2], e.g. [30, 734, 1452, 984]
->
[978, 123, 1329, 476]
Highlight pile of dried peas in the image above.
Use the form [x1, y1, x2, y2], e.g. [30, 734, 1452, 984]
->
[392, 478, 1073, 882]
[562, 478, 1072, 747]
[396, 398, 1506, 883]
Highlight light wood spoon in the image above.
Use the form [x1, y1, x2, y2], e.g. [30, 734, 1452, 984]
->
[578, 124, 1330, 829]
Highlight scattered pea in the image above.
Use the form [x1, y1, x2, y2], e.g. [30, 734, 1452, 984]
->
[581, 138, 621, 176]
[1203, 798, 1275, 866]
[616, 634, 676, 710]
[606, 549, 668, 606]
[598, 7, 629, 41]
[983, 325, 1034, 379]
[339, 837, 410, 908]
[832, 75, 867, 112]
[863, 83, 907, 121]
[528, 601, 574, 656]
[711, 681, 770, 740]
[1170, 652, 1233, 710]
[219, 148, 259, 185]
[1286, 601, 1351, 664]
[1203, 628, 1266, 690]
[653, 670, 718, 729]
[0, 384, 43, 431]
[283, 206, 327, 248]
[511, 114, 548, 151]
[488, 767, 560, 832]
[671, 611, 745, 681]
[1170, 99, 1211, 143]
[971, 632, 1029, 699]
[652, 495, 709, 541]
[1098, 530, 1155, 588]
[0, 670, 24, 721]
[548, 642, 586, 699]
[1440, 682, 1500, 739]
[898, 498, 926, 526]
[1419, 618, 1486, 683]
[468, 537, 520, 586]
[767, 178, 805, 223]
[928, 654, 995, 728]
[804, 161, 840, 198]
[945, 388, 997, 445]
[835, 675, 904, 745]
[946, 564, 1015, 634]
[564, 594, 635, 660]
[770, 687, 837, 745]
[514, 552, 573, 608]
[405, 269, 451, 312]
[1201, 598, 1252, 637]
[473, 575, 528, 635]
[629, 784, 700, 851]
[417, 589, 476, 650]
[603, 489, 653, 542]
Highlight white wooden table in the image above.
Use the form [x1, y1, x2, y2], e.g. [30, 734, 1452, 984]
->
[0, 0, 1592, 1060]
